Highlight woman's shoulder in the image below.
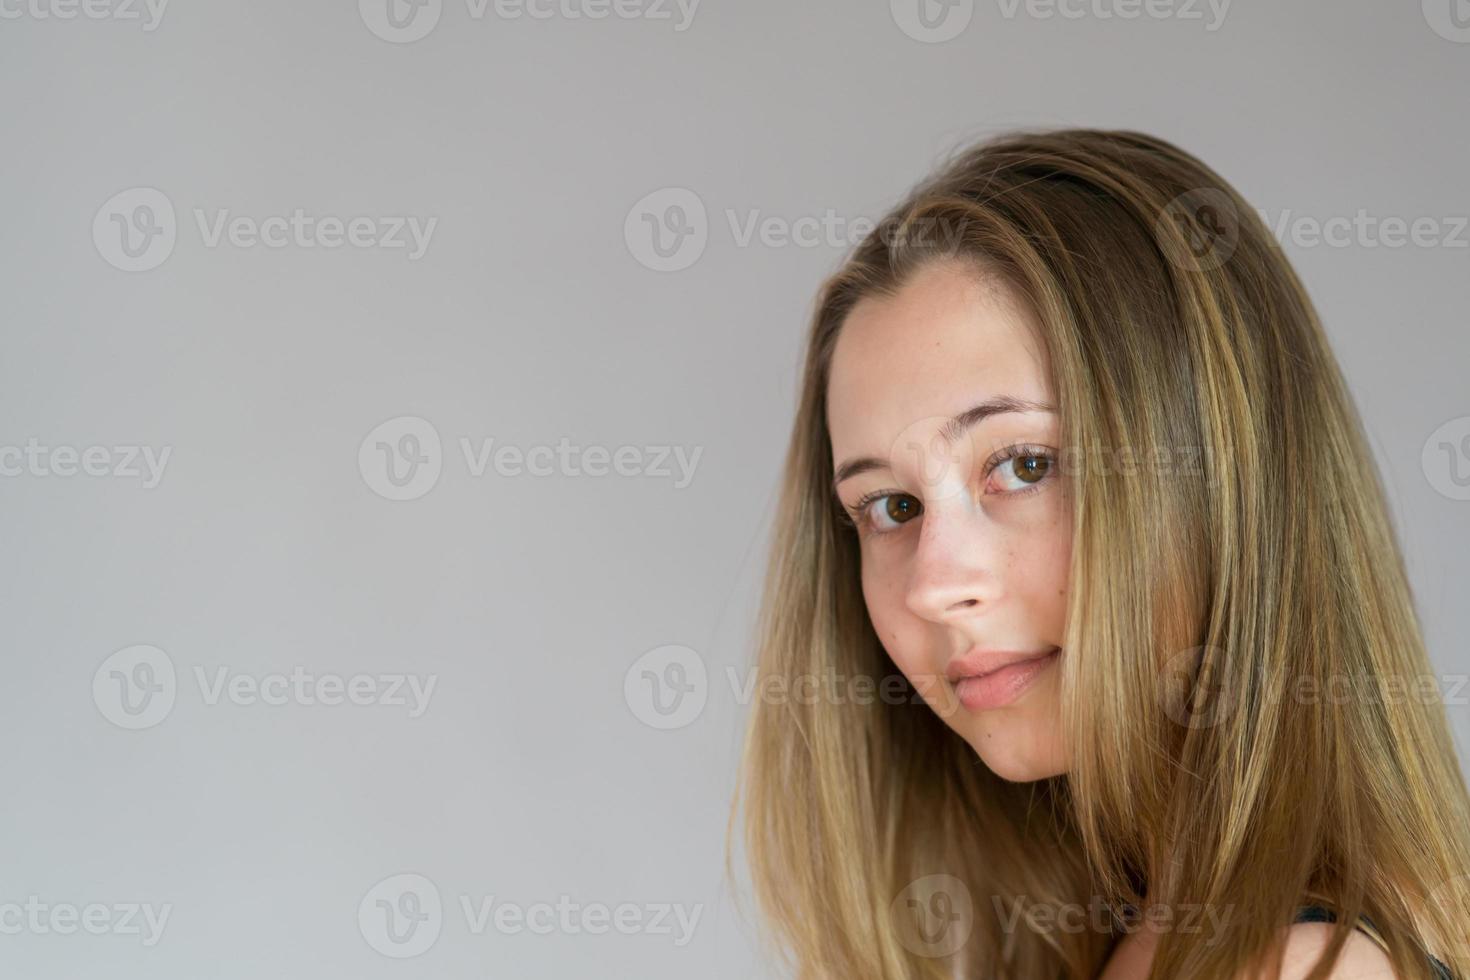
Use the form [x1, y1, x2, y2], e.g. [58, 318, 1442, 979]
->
[1284, 906, 1393, 976]
[1290, 903, 1454, 980]
[1099, 904, 1449, 980]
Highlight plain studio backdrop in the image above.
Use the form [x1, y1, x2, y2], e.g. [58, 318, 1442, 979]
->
[1, 1, 1467, 976]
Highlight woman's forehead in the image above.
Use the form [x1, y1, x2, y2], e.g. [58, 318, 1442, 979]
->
[826, 264, 1053, 453]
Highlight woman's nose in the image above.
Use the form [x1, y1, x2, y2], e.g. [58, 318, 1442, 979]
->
[902, 500, 1002, 624]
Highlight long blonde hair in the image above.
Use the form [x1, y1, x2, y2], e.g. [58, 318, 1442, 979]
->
[729, 128, 1470, 979]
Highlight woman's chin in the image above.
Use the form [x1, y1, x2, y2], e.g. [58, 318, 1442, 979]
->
[963, 724, 1067, 783]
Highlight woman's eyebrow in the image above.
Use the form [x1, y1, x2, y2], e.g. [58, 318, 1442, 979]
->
[831, 395, 1056, 490]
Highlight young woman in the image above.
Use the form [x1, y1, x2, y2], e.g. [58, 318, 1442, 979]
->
[731, 128, 1470, 979]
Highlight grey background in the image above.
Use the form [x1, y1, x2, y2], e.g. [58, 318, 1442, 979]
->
[2, 0, 1467, 976]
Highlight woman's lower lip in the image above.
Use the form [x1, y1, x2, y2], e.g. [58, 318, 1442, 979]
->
[953, 649, 1059, 710]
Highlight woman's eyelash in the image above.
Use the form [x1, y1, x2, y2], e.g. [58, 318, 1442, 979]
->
[838, 442, 1057, 534]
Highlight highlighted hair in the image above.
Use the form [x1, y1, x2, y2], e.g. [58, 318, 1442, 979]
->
[730, 128, 1470, 979]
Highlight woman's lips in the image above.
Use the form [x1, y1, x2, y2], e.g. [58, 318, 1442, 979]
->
[951, 647, 1060, 711]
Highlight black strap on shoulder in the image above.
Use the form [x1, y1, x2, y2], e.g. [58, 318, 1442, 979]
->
[1291, 905, 1455, 979]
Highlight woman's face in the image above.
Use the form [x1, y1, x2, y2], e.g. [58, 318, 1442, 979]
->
[826, 259, 1071, 782]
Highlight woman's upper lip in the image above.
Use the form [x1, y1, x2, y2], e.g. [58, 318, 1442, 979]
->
[945, 646, 1060, 683]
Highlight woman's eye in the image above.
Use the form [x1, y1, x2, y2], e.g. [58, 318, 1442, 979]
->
[860, 493, 922, 532]
[846, 448, 1054, 535]
[987, 453, 1053, 493]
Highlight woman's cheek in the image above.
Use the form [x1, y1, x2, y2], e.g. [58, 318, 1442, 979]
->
[861, 561, 925, 684]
